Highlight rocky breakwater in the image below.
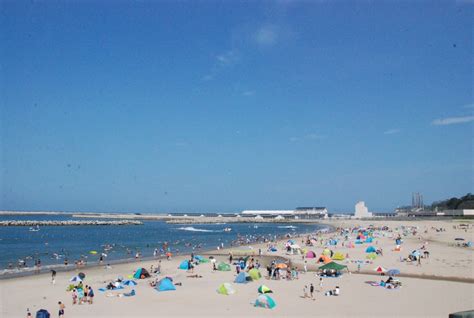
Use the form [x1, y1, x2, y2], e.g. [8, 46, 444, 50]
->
[0, 220, 143, 226]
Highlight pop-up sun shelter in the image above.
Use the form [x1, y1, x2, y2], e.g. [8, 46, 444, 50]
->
[317, 255, 332, 264]
[156, 278, 176, 292]
[255, 294, 276, 309]
[217, 262, 231, 271]
[179, 260, 189, 270]
[258, 285, 273, 294]
[234, 272, 250, 284]
[133, 268, 150, 279]
[332, 252, 345, 260]
[306, 251, 317, 258]
[248, 268, 262, 280]
[365, 246, 376, 253]
[217, 283, 235, 295]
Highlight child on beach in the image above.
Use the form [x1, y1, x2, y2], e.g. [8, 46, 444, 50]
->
[72, 289, 77, 305]
[58, 301, 65, 317]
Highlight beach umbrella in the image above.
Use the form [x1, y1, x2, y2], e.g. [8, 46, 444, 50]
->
[123, 280, 137, 286]
[374, 266, 387, 273]
[387, 269, 400, 276]
[78, 272, 86, 279]
[69, 276, 82, 282]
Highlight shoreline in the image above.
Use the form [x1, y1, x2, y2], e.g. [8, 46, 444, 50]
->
[0, 223, 334, 280]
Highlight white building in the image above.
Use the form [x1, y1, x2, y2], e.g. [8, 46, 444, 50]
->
[241, 207, 327, 219]
[353, 201, 372, 218]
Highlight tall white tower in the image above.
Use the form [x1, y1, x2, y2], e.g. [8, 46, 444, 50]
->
[354, 201, 372, 218]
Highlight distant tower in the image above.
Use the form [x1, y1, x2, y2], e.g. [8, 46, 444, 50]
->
[411, 192, 423, 210]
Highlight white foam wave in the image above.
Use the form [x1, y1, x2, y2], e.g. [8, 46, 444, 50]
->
[177, 226, 216, 233]
[278, 226, 297, 229]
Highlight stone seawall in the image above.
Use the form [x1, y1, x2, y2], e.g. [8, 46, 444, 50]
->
[0, 220, 143, 226]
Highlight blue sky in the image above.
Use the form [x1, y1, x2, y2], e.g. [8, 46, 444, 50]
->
[1, 1, 472, 213]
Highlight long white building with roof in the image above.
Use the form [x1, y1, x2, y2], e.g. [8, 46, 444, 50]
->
[241, 207, 327, 219]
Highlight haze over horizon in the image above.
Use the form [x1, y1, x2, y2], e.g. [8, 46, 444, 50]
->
[1, 1, 472, 214]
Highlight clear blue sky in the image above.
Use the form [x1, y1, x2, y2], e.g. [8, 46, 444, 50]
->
[1, 1, 472, 213]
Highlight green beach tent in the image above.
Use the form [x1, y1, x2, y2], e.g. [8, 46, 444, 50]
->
[217, 262, 231, 271]
[366, 253, 377, 260]
[248, 268, 262, 280]
[257, 285, 273, 294]
[318, 262, 348, 271]
[217, 283, 235, 295]
[255, 294, 276, 309]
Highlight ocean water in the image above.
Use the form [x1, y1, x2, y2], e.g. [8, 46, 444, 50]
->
[0, 214, 327, 270]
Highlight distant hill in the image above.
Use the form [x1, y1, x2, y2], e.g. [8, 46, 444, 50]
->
[431, 193, 474, 210]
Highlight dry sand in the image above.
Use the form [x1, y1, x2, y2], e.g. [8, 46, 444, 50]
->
[1, 219, 473, 317]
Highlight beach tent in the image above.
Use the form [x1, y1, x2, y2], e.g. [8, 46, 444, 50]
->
[365, 237, 373, 243]
[328, 239, 338, 246]
[217, 262, 231, 271]
[375, 266, 387, 273]
[179, 260, 189, 270]
[366, 253, 377, 260]
[270, 247, 277, 252]
[217, 283, 235, 295]
[35, 309, 51, 318]
[306, 251, 317, 258]
[322, 248, 331, 256]
[156, 278, 176, 292]
[69, 276, 82, 282]
[386, 269, 400, 276]
[365, 246, 376, 253]
[258, 285, 273, 294]
[275, 263, 287, 269]
[332, 252, 345, 260]
[123, 280, 137, 286]
[317, 255, 332, 264]
[133, 268, 150, 279]
[78, 272, 86, 279]
[248, 268, 262, 280]
[355, 239, 363, 244]
[254, 294, 276, 309]
[449, 310, 474, 318]
[319, 262, 348, 271]
[234, 272, 250, 284]
[194, 255, 203, 261]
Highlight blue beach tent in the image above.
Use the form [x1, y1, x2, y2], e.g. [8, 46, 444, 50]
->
[156, 278, 176, 292]
[234, 272, 250, 284]
[179, 260, 189, 270]
[365, 246, 376, 253]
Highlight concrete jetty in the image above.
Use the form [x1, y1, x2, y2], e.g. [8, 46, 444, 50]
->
[0, 220, 143, 226]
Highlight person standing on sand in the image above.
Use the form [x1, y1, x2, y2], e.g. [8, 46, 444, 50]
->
[303, 285, 309, 298]
[229, 252, 233, 264]
[58, 301, 65, 317]
[319, 277, 323, 291]
[72, 289, 77, 305]
[88, 286, 94, 304]
[310, 283, 315, 299]
[304, 261, 307, 273]
[51, 269, 56, 285]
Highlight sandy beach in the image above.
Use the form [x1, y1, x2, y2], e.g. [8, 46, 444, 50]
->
[1, 219, 473, 317]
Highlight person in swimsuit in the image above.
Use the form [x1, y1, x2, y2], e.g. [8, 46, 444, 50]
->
[58, 301, 65, 317]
